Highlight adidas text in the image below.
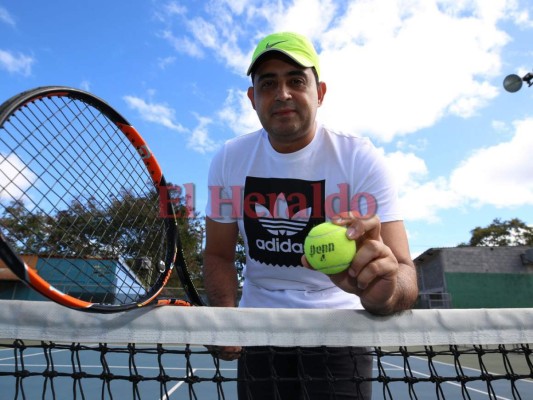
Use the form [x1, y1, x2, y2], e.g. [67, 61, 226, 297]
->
[256, 238, 304, 253]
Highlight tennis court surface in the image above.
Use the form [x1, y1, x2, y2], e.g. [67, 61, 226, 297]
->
[1, 300, 531, 399]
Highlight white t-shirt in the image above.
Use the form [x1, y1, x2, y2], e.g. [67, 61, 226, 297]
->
[206, 124, 402, 309]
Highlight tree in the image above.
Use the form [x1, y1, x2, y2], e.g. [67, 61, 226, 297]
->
[0, 185, 205, 291]
[461, 218, 533, 247]
[235, 233, 246, 286]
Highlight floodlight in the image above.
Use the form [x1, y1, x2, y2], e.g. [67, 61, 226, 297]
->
[503, 74, 523, 93]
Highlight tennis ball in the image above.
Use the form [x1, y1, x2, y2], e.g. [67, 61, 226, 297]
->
[304, 222, 356, 274]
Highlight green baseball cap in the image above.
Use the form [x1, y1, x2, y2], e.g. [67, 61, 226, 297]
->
[247, 32, 321, 79]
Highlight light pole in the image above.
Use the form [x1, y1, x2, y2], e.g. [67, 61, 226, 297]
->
[503, 70, 533, 93]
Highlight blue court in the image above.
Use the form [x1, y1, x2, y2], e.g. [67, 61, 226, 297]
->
[1, 344, 531, 399]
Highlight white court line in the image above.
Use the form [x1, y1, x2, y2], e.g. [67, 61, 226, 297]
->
[0, 348, 68, 362]
[379, 357, 526, 400]
[159, 368, 193, 400]
[0, 363, 237, 372]
[412, 355, 533, 388]
[158, 365, 238, 400]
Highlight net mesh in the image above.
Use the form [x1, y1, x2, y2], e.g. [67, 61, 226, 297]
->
[1, 300, 532, 400]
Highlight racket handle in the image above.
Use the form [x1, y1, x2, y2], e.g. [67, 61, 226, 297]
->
[156, 299, 193, 307]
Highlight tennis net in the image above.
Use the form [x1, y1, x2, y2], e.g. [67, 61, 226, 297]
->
[0, 300, 531, 399]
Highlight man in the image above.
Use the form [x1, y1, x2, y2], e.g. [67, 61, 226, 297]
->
[203, 32, 418, 400]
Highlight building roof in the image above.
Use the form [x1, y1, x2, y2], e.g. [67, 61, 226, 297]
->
[414, 246, 533, 274]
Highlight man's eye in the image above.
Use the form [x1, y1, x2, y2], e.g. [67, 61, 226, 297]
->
[261, 81, 274, 89]
[291, 79, 305, 86]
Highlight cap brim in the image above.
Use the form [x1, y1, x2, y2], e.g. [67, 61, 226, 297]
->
[247, 49, 314, 76]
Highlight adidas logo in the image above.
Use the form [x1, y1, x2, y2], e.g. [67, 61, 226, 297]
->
[254, 193, 311, 236]
[254, 193, 311, 254]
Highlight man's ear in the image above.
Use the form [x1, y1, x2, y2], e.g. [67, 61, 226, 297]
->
[247, 86, 256, 110]
[317, 81, 327, 107]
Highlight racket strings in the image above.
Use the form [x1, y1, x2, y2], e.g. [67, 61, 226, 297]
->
[5, 99, 114, 252]
[0, 94, 169, 305]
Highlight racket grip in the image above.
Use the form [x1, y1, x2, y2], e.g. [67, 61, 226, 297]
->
[155, 299, 193, 307]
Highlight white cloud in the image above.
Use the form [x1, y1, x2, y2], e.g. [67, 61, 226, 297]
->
[155, 0, 532, 166]
[399, 177, 464, 222]
[188, 115, 219, 154]
[123, 95, 221, 154]
[396, 138, 428, 152]
[158, 0, 337, 78]
[507, 1, 533, 28]
[0, 7, 15, 27]
[184, 15, 248, 71]
[266, 0, 338, 40]
[217, 89, 261, 136]
[164, 1, 187, 17]
[491, 119, 510, 134]
[318, 0, 509, 141]
[382, 117, 533, 222]
[160, 30, 204, 58]
[0, 154, 35, 201]
[157, 0, 522, 142]
[449, 117, 533, 207]
[123, 95, 187, 133]
[157, 2, 249, 69]
[157, 56, 176, 69]
[79, 80, 91, 92]
[383, 151, 463, 222]
[0, 49, 34, 76]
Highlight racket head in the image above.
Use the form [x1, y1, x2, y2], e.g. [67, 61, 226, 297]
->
[0, 86, 202, 312]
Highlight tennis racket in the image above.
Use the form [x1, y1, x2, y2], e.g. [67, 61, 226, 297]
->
[0, 86, 204, 312]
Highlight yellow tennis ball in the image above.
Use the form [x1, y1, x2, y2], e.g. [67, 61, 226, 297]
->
[304, 222, 356, 274]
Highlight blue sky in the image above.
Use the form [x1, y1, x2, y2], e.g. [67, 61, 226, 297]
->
[1, 0, 532, 257]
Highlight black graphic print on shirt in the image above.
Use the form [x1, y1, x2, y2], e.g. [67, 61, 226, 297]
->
[243, 176, 326, 267]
